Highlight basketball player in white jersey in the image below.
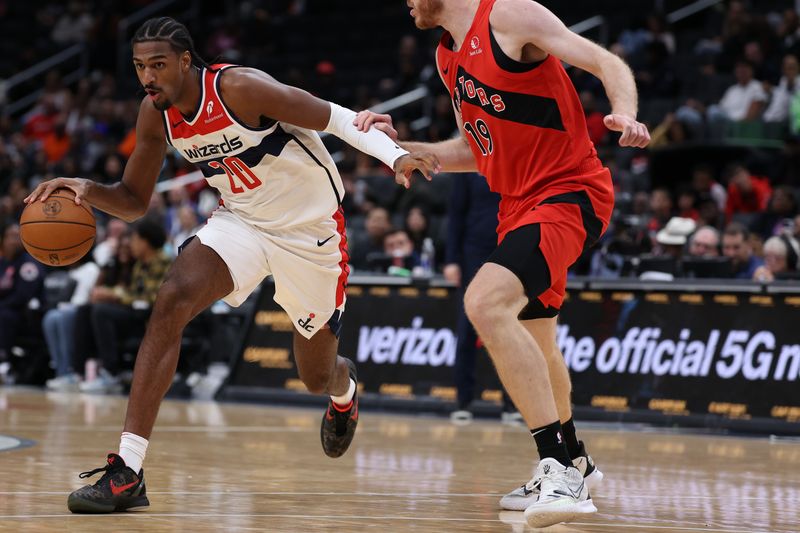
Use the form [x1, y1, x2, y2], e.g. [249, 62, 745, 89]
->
[25, 17, 439, 514]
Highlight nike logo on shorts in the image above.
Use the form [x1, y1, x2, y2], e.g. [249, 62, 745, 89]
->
[317, 235, 335, 247]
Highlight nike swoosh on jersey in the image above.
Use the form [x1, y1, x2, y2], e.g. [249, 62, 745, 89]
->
[317, 235, 335, 247]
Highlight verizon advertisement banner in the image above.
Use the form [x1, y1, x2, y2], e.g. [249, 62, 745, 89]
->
[560, 290, 800, 422]
[226, 281, 800, 428]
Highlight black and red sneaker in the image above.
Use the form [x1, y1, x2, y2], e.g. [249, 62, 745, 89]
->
[320, 358, 359, 458]
[67, 453, 149, 513]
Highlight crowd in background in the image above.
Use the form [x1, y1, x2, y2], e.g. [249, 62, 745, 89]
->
[2, 0, 800, 387]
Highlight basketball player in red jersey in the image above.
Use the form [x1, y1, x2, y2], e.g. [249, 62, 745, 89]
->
[25, 17, 438, 514]
[357, 0, 649, 527]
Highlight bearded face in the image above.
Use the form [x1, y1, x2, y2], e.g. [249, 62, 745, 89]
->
[409, 0, 444, 29]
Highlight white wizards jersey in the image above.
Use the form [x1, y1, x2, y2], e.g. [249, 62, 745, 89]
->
[162, 65, 344, 229]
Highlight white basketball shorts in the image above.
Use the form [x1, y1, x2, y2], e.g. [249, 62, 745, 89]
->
[194, 206, 349, 339]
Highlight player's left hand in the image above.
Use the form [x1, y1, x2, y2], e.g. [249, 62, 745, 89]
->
[393, 153, 441, 189]
[604, 114, 651, 148]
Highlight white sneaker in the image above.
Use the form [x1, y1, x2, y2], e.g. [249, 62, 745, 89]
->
[523, 458, 596, 528]
[449, 409, 473, 425]
[79, 369, 122, 394]
[500, 440, 603, 511]
[500, 411, 524, 425]
[46, 373, 81, 392]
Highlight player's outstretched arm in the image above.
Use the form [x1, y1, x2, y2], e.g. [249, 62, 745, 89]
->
[219, 68, 440, 187]
[25, 98, 166, 221]
[492, 0, 650, 148]
[353, 111, 478, 173]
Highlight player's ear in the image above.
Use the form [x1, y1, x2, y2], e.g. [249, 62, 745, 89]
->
[181, 51, 191, 72]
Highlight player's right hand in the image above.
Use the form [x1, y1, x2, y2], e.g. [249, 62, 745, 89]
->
[354, 111, 398, 141]
[393, 153, 441, 189]
[24, 177, 90, 205]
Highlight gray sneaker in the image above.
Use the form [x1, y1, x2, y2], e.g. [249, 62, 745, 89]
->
[79, 369, 122, 395]
[523, 458, 596, 527]
[46, 373, 81, 392]
[500, 440, 603, 511]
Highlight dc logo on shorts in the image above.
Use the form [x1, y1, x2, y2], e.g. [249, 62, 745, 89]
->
[298, 313, 316, 332]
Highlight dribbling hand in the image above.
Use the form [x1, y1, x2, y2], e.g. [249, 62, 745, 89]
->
[603, 114, 651, 148]
[24, 177, 90, 205]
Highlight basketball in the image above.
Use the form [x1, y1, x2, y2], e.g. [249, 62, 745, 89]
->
[20, 188, 96, 267]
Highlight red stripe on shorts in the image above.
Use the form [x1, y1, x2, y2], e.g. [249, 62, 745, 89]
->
[333, 206, 350, 308]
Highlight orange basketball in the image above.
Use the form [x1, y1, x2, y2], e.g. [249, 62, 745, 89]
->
[20, 188, 96, 267]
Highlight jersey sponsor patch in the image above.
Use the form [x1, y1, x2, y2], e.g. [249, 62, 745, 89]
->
[19, 262, 40, 282]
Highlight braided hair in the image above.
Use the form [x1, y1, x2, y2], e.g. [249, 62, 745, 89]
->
[132, 17, 212, 70]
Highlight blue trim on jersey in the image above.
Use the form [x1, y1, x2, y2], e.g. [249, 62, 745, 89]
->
[191, 124, 294, 177]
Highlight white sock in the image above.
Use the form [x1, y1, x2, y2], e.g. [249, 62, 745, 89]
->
[119, 432, 149, 473]
[331, 378, 356, 407]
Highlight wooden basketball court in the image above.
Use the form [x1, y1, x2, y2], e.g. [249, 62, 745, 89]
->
[0, 387, 795, 532]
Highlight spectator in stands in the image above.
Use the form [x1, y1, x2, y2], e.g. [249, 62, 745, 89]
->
[697, 197, 724, 230]
[743, 41, 779, 85]
[715, 59, 768, 121]
[23, 94, 59, 142]
[676, 56, 732, 136]
[444, 174, 519, 422]
[206, 17, 242, 62]
[691, 164, 727, 212]
[404, 205, 431, 253]
[171, 205, 202, 257]
[654, 216, 696, 259]
[81, 220, 171, 394]
[50, 1, 94, 45]
[778, 8, 800, 52]
[639, 217, 695, 280]
[753, 185, 798, 238]
[93, 218, 129, 268]
[580, 91, 608, 146]
[676, 187, 699, 221]
[649, 112, 691, 148]
[722, 222, 764, 279]
[753, 234, 800, 281]
[645, 13, 676, 55]
[396, 35, 423, 95]
[647, 187, 673, 236]
[382, 229, 420, 271]
[795, 214, 800, 240]
[96, 234, 134, 291]
[42, 120, 71, 164]
[687, 226, 721, 257]
[635, 41, 679, 99]
[350, 206, 392, 270]
[0, 224, 44, 362]
[725, 163, 772, 223]
[43, 253, 100, 391]
[764, 54, 800, 124]
[429, 94, 459, 142]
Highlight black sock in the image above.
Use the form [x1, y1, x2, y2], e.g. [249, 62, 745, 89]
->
[530, 420, 571, 467]
[561, 418, 582, 460]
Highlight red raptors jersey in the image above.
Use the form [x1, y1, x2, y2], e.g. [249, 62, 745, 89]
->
[436, 0, 613, 237]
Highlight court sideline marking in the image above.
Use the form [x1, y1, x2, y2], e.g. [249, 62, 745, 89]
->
[0, 512, 777, 532]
